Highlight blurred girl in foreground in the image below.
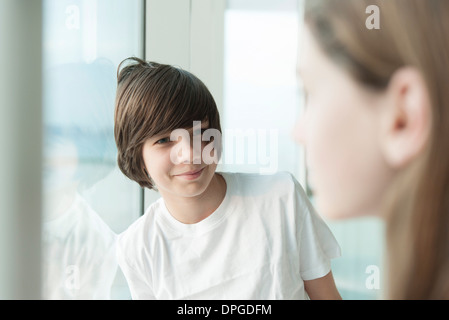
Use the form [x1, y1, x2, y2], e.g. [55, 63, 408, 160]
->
[295, 0, 449, 299]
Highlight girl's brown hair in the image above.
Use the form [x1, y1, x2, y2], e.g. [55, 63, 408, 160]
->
[305, 0, 449, 299]
[114, 57, 221, 190]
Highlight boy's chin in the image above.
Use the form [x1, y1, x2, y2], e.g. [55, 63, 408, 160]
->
[171, 174, 214, 196]
[173, 183, 211, 198]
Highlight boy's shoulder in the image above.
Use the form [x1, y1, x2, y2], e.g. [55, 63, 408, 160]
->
[117, 197, 164, 248]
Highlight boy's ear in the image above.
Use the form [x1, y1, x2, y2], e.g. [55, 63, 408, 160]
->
[380, 67, 432, 168]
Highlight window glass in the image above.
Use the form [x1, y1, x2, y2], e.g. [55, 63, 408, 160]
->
[42, 0, 143, 299]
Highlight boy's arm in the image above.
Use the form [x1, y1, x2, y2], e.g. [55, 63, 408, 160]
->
[304, 271, 342, 300]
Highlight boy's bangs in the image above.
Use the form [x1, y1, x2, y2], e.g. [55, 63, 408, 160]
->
[150, 69, 220, 135]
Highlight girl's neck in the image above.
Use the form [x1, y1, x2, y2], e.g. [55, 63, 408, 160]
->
[161, 173, 227, 224]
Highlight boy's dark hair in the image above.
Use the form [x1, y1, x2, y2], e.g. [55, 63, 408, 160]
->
[114, 57, 222, 189]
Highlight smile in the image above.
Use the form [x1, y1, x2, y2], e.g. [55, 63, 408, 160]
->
[174, 167, 205, 180]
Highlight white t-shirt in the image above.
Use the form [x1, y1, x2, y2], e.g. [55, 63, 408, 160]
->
[43, 194, 117, 299]
[116, 172, 340, 299]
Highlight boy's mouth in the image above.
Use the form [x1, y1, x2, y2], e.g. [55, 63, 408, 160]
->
[174, 167, 205, 180]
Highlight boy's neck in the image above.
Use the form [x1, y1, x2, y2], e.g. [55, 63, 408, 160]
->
[161, 173, 227, 224]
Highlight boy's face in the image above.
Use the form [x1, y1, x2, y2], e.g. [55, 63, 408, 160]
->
[142, 120, 219, 199]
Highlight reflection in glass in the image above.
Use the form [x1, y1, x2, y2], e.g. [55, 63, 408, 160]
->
[42, 0, 143, 299]
[42, 60, 117, 299]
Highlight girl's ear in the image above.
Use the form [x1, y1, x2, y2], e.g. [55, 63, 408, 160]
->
[380, 67, 432, 168]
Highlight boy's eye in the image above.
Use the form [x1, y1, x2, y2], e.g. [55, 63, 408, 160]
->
[156, 137, 170, 144]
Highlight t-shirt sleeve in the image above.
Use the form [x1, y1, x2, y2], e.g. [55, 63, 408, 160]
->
[116, 233, 156, 300]
[291, 176, 341, 281]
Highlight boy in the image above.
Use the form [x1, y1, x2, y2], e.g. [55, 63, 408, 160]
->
[114, 57, 341, 299]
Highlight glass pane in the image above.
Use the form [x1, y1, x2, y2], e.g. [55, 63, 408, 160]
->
[42, 0, 143, 299]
